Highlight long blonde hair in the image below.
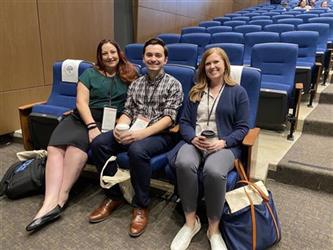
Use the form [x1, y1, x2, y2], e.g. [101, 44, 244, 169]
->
[189, 47, 236, 102]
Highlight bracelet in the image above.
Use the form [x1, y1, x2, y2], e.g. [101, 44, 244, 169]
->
[87, 125, 97, 130]
[86, 122, 96, 128]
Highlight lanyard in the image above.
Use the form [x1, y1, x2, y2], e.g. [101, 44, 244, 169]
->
[144, 80, 160, 106]
[207, 84, 224, 126]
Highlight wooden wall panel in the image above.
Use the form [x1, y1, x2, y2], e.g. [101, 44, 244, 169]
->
[38, 0, 114, 85]
[0, 86, 51, 135]
[0, 0, 44, 92]
[137, 0, 233, 42]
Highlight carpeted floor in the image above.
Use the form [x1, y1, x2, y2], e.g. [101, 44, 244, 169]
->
[1, 142, 333, 250]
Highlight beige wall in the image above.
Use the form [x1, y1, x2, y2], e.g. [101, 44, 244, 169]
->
[0, 0, 114, 135]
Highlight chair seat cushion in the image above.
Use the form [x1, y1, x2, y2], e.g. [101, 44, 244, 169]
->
[31, 104, 70, 117]
[261, 81, 292, 95]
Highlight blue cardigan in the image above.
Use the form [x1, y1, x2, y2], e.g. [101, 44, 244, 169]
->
[168, 84, 249, 163]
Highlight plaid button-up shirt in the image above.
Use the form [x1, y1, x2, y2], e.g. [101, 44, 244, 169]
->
[123, 70, 183, 126]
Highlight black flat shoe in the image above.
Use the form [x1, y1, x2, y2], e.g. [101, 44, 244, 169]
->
[26, 205, 62, 232]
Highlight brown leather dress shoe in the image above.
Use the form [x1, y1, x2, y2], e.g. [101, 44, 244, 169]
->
[88, 198, 125, 223]
[129, 208, 148, 237]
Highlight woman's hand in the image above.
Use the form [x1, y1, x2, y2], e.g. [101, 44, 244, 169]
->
[191, 136, 208, 151]
[89, 127, 101, 143]
[205, 139, 226, 152]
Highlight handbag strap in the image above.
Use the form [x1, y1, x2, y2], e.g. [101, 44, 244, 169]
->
[238, 180, 269, 202]
[244, 189, 256, 250]
[234, 159, 248, 181]
[265, 202, 281, 243]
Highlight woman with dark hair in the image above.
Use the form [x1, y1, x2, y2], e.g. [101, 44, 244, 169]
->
[26, 39, 138, 232]
[170, 47, 249, 250]
[294, 0, 312, 9]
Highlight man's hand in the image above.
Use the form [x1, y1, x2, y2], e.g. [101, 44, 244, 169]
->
[120, 129, 149, 145]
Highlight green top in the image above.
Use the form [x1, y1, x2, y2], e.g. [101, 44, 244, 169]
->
[79, 67, 128, 116]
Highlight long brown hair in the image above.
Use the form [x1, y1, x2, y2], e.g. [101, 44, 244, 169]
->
[189, 47, 236, 102]
[95, 39, 138, 83]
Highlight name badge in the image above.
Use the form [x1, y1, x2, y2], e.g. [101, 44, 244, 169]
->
[130, 115, 149, 131]
[102, 107, 117, 133]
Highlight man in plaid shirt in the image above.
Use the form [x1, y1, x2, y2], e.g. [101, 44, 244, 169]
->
[89, 38, 183, 237]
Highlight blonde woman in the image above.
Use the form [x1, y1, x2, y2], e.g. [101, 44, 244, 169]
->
[170, 48, 249, 250]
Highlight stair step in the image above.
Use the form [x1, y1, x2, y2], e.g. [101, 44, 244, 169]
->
[302, 104, 333, 136]
[268, 134, 333, 193]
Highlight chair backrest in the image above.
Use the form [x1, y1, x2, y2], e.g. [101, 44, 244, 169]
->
[205, 43, 244, 65]
[180, 33, 211, 59]
[243, 13, 261, 18]
[272, 14, 294, 22]
[213, 16, 231, 25]
[232, 16, 250, 22]
[125, 43, 144, 67]
[234, 25, 262, 35]
[251, 15, 271, 20]
[244, 32, 280, 64]
[223, 20, 247, 30]
[199, 20, 221, 28]
[238, 67, 262, 128]
[277, 18, 303, 25]
[224, 13, 242, 18]
[308, 16, 333, 40]
[308, 9, 327, 14]
[297, 23, 329, 52]
[181, 26, 206, 35]
[251, 42, 298, 89]
[156, 33, 181, 44]
[166, 43, 198, 67]
[285, 10, 302, 15]
[211, 32, 244, 44]
[33, 60, 93, 116]
[264, 23, 295, 33]
[280, 31, 318, 65]
[206, 26, 232, 34]
[295, 13, 319, 23]
[320, 13, 333, 17]
[249, 19, 274, 26]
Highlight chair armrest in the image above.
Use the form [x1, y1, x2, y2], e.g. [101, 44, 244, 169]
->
[295, 82, 303, 90]
[242, 127, 260, 147]
[18, 101, 46, 150]
[242, 127, 260, 179]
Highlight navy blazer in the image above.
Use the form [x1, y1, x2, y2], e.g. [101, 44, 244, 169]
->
[168, 84, 249, 164]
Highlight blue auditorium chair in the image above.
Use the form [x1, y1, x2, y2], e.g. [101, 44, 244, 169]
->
[295, 13, 319, 23]
[308, 17, 333, 41]
[165, 66, 262, 191]
[264, 23, 295, 33]
[262, 12, 280, 17]
[206, 26, 232, 34]
[232, 16, 250, 22]
[199, 20, 221, 28]
[244, 31, 280, 65]
[235, 10, 250, 15]
[298, 22, 331, 85]
[20, 60, 93, 149]
[285, 10, 302, 15]
[115, 64, 196, 179]
[181, 26, 206, 35]
[281, 30, 321, 106]
[211, 32, 244, 44]
[277, 18, 304, 26]
[251, 15, 271, 20]
[308, 9, 327, 14]
[205, 43, 244, 65]
[180, 33, 211, 63]
[224, 13, 242, 18]
[234, 24, 262, 35]
[249, 19, 274, 27]
[272, 14, 294, 23]
[157, 33, 181, 44]
[166, 43, 198, 67]
[213, 16, 231, 25]
[223, 20, 247, 30]
[125, 43, 144, 67]
[243, 13, 261, 18]
[251, 43, 302, 140]
[320, 13, 333, 17]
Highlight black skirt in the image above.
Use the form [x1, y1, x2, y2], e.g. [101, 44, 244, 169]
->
[48, 109, 103, 152]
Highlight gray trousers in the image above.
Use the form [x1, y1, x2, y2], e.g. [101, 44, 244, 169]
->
[175, 143, 235, 220]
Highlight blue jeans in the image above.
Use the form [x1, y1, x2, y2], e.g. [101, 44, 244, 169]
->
[90, 131, 178, 207]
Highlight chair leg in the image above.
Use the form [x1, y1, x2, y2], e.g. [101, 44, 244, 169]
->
[288, 83, 303, 140]
[308, 63, 322, 108]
